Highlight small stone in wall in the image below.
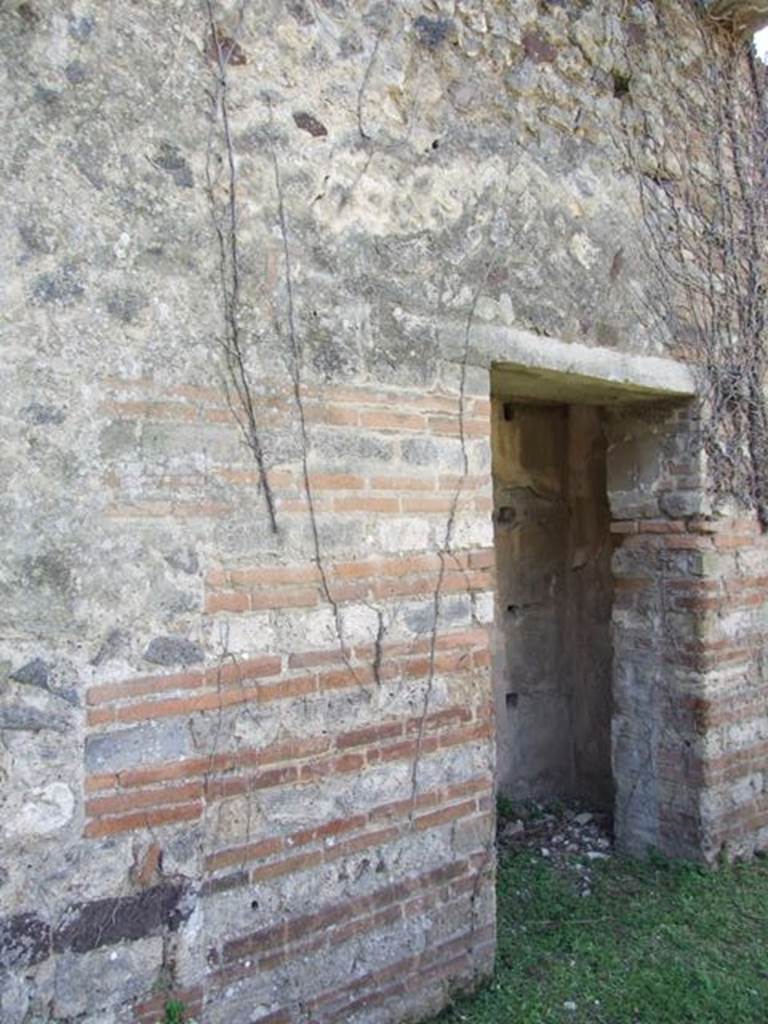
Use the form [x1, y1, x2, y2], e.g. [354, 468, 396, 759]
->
[0, 912, 51, 970]
[0, 705, 68, 733]
[152, 143, 194, 188]
[91, 628, 130, 667]
[164, 547, 200, 576]
[293, 111, 328, 137]
[10, 658, 50, 691]
[9, 658, 78, 706]
[501, 819, 525, 841]
[104, 288, 147, 324]
[68, 15, 95, 41]
[144, 635, 203, 667]
[13, 782, 74, 836]
[414, 15, 453, 48]
[64, 61, 88, 84]
[522, 30, 558, 64]
[287, 0, 314, 27]
[85, 719, 192, 774]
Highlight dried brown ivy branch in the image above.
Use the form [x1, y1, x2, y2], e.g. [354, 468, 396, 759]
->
[204, 0, 278, 533]
[631, 21, 768, 526]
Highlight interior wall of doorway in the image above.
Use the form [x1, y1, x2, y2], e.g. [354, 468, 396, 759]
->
[492, 398, 614, 811]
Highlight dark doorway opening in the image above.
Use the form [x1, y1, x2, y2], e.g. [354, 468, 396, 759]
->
[492, 399, 614, 812]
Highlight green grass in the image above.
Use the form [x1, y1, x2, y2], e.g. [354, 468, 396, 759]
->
[432, 848, 768, 1023]
[162, 999, 186, 1024]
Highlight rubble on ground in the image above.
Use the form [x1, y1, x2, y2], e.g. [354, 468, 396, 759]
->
[498, 800, 613, 896]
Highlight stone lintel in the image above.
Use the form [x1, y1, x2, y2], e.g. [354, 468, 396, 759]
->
[458, 324, 696, 405]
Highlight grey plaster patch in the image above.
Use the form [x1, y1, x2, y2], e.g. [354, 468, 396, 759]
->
[152, 142, 194, 188]
[403, 594, 472, 635]
[34, 85, 61, 109]
[21, 403, 67, 426]
[0, 972, 29, 1024]
[53, 937, 163, 1018]
[164, 547, 200, 575]
[31, 264, 84, 305]
[311, 429, 395, 466]
[401, 437, 463, 472]
[104, 288, 148, 323]
[15, 3, 40, 28]
[99, 419, 137, 459]
[17, 219, 57, 255]
[21, 552, 73, 595]
[659, 490, 709, 517]
[312, 345, 361, 383]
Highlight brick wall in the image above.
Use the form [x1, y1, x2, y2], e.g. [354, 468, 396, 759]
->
[608, 403, 768, 862]
[78, 374, 496, 1023]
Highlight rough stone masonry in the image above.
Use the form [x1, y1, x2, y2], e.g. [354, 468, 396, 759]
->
[2, 1, 768, 1022]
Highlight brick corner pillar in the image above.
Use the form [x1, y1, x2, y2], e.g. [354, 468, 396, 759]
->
[606, 403, 768, 862]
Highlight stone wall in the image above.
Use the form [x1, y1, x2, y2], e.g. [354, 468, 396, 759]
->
[1, 1, 766, 1022]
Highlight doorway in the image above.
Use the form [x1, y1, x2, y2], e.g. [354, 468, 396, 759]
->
[492, 399, 614, 810]
[484, 340, 698, 853]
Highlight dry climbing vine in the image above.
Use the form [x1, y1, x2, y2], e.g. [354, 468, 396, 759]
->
[264, 96, 374, 689]
[629, 17, 768, 526]
[202, 0, 500, 916]
[204, 0, 278, 533]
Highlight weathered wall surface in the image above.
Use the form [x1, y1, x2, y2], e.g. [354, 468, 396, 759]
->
[1, 1, 765, 1022]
